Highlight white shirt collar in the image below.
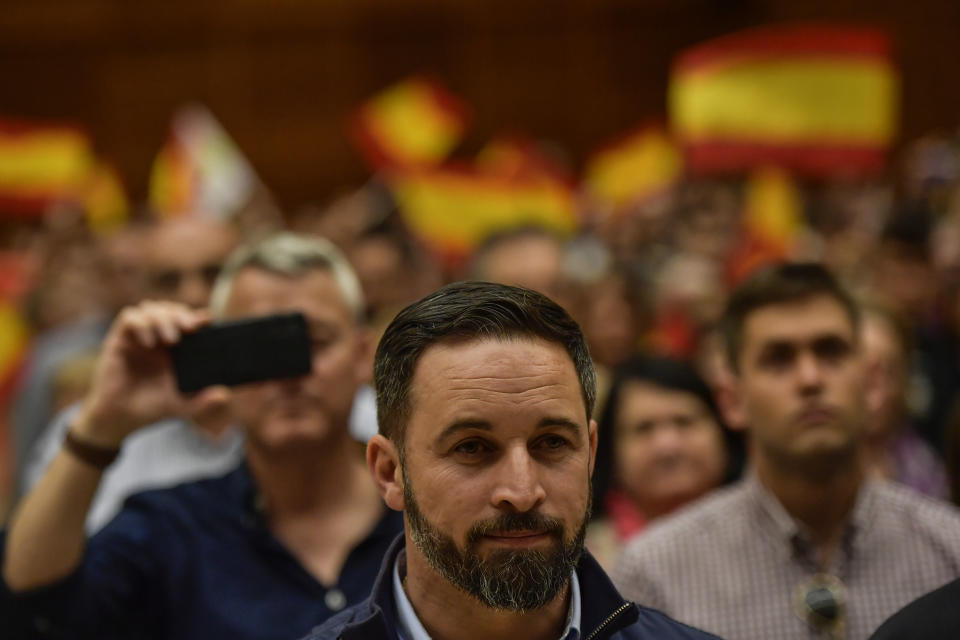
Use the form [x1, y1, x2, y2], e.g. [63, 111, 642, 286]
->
[391, 549, 582, 640]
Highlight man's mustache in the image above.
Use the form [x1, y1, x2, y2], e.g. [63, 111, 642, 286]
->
[466, 511, 565, 545]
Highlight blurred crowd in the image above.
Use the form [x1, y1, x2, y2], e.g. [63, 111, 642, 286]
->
[2, 111, 960, 637]
[2, 127, 960, 515]
[8, 132, 960, 505]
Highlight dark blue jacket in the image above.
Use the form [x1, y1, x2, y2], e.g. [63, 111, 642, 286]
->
[301, 536, 721, 640]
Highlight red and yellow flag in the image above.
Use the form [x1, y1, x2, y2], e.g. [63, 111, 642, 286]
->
[583, 125, 683, 209]
[352, 77, 470, 169]
[149, 105, 260, 220]
[475, 136, 571, 183]
[726, 166, 806, 285]
[148, 137, 195, 217]
[386, 163, 577, 267]
[670, 24, 898, 177]
[83, 162, 129, 234]
[0, 118, 95, 216]
[0, 273, 33, 509]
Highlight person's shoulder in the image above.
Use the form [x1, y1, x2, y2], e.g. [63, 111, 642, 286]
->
[618, 604, 723, 639]
[298, 599, 380, 640]
[107, 463, 245, 529]
[127, 462, 241, 503]
[874, 480, 960, 517]
[83, 464, 248, 569]
[612, 483, 751, 599]
[872, 481, 960, 536]
[621, 482, 749, 556]
[869, 577, 960, 639]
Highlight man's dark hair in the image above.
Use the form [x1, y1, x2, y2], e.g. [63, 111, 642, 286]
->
[374, 281, 596, 450]
[720, 262, 860, 371]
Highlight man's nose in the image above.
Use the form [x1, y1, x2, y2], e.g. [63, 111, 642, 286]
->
[490, 445, 547, 513]
[177, 273, 211, 309]
[795, 351, 824, 392]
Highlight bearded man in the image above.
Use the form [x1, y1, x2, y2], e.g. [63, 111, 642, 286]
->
[301, 281, 717, 640]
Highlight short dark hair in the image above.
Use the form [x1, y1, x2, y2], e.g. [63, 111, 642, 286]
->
[720, 262, 860, 371]
[374, 281, 596, 450]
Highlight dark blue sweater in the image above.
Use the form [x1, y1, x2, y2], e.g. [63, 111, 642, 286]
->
[3, 463, 403, 640]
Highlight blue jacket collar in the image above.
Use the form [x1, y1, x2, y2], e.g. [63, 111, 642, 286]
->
[337, 535, 639, 640]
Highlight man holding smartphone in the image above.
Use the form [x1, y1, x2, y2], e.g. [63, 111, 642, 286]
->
[3, 233, 402, 639]
[13, 216, 243, 508]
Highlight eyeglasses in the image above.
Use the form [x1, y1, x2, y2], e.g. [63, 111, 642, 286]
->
[794, 573, 846, 640]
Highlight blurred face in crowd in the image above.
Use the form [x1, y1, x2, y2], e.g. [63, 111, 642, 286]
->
[144, 218, 239, 308]
[348, 234, 414, 318]
[478, 234, 565, 303]
[655, 253, 725, 328]
[97, 226, 147, 313]
[34, 237, 102, 330]
[862, 313, 908, 439]
[580, 277, 641, 368]
[870, 242, 935, 319]
[397, 337, 596, 610]
[613, 381, 726, 518]
[730, 295, 865, 472]
[222, 266, 370, 452]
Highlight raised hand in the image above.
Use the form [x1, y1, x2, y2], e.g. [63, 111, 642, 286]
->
[72, 300, 210, 447]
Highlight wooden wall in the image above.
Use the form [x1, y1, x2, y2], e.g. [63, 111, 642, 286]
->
[1, 0, 958, 210]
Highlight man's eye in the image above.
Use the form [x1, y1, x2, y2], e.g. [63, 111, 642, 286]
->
[200, 264, 222, 286]
[760, 346, 794, 369]
[538, 434, 571, 450]
[150, 270, 180, 292]
[814, 337, 851, 362]
[453, 440, 490, 456]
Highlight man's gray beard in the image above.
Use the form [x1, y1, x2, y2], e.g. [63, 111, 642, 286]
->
[402, 471, 590, 613]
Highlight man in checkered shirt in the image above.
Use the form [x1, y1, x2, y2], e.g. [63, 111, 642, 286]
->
[612, 263, 960, 640]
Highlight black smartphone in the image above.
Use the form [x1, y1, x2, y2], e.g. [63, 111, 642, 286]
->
[171, 312, 312, 393]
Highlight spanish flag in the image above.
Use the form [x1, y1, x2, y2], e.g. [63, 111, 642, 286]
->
[148, 137, 195, 217]
[352, 77, 470, 169]
[583, 125, 684, 209]
[726, 166, 806, 285]
[0, 118, 94, 216]
[386, 163, 577, 267]
[148, 105, 259, 220]
[0, 295, 32, 508]
[83, 161, 130, 234]
[475, 136, 571, 183]
[670, 24, 898, 177]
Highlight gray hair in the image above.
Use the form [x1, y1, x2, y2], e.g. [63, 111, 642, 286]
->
[209, 232, 365, 321]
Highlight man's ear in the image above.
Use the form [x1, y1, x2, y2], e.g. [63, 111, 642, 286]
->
[862, 356, 884, 417]
[587, 419, 599, 476]
[367, 434, 405, 511]
[714, 375, 748, 432]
